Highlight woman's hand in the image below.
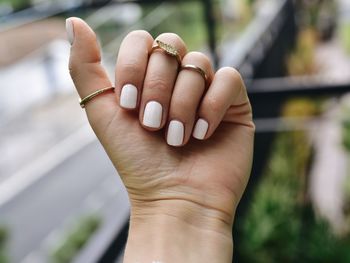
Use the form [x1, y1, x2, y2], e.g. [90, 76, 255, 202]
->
[67, 17, 254, 263]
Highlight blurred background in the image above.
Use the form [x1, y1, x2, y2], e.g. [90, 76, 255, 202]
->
[0, 0, 350, 262]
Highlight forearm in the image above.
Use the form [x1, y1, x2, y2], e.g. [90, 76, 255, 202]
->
[123, 200, 234, 263]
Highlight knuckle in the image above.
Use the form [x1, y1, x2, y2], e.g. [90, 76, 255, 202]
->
[126, 30, 153, 42]
[185, 51, 210, 65]
[69, 61, 106, 81]
[145, 77, 169, 92]
[183, 52, 212, 73]
[69, 51, 102, 78]
[90, 51, 102, 64]
[156, 33, 187, 54]
[69, 58, 83, 78]
[183, 52, 213, 81]
[157, 32, 181, 41]
[217, 67, 242, 83]
[217, 67, 245, 94]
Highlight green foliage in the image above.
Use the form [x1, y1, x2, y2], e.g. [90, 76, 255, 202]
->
[0, 0, 30, 10]
[144, 2, 212, 51]
[246, 0, 256, 6]
[303, 219, 350, 262]
[0, 226, 8, 263]
[345, 176, 350, 202]
[341, 97, 350, 152]
[51, 215, 101, 263]
[0, 227, 7, 247]
[343, 115, 350, 223]
[345, 177, 350, 227]
[239, 132, 305, 263]
[238, 99, 350, 262]
[342, 119, 350, 152]
[239, 100, 315, 263]
[286, 29, 317, 76]
[296, 0, 337, 30]
[340, 22, 350, 55]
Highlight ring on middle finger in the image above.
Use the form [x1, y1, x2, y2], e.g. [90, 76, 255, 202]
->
[180, 64, 209, 88]
[151, 40, 182, 66]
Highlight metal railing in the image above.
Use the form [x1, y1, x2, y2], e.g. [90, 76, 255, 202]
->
[220, 0, 296, 80]
[1, 0, 219, 66]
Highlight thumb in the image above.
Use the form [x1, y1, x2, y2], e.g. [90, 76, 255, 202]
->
[66, 17, 117, 132]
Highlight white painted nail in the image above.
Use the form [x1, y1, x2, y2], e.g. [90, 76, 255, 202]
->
[120, 84, 138, 109]
[193, 118, 209, 140]
[143, 101, 162, 128]
[167, 120, 184, 146]
[66, 18, 74, 45]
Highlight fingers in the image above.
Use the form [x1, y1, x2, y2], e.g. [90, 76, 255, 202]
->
[67, 20, 252, 147]
[140, 33, 187, 130]
[115, 30, 154, 109]
[193, 67, 253, 140]
[166, 52, 214, 146]
[67, 17, 115, 128]
[114, 31, 251, 146]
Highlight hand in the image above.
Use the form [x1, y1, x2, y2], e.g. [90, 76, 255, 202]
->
[67, 17, 254, 263]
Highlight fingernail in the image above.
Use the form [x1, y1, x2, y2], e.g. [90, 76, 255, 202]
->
[66, 18, 74, 45]
[143, 101, 162, 128]
[120, 84, 138, 109]
[193, 118, 208, 140]
[167, 120, 184, 146]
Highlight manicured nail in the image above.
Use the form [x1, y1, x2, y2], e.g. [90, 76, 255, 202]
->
[66, 18, 74, 45]
[120, 84, 137, 109]
[167, 120, 184, 146]
[143, 101, 162, 128]
[193, 118, 208, 140]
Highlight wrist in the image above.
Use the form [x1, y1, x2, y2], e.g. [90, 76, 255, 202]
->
[123, 199, 234, 263]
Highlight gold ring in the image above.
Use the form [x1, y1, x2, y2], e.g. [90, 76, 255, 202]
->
[180, 64, 209, 87]
[79, 86, 115, 108]
[151, 40, 182, 66]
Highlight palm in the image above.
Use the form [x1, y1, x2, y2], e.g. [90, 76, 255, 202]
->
[94, 104, 254, 217]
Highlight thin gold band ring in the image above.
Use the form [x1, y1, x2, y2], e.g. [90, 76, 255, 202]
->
[79, 86, 115, 108]
[151, 40, 182, 66]
[180, 64, 209, 87]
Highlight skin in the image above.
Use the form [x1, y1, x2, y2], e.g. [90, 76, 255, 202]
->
[67, 17, 254, 263]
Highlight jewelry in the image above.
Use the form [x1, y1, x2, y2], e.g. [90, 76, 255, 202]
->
[79, 86, 115, 108]
[151, 40, 182, 65]
[180, 64, 209, 87]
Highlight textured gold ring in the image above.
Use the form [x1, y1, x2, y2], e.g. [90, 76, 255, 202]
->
[180, 64, 209, 87]
[79, 87, 115, 108]
[151, 40, 182, 66]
